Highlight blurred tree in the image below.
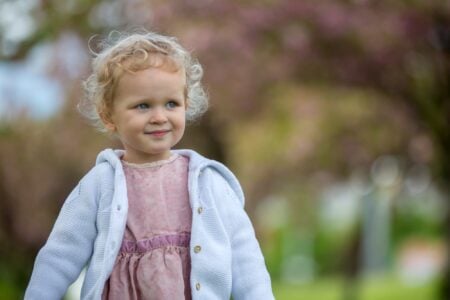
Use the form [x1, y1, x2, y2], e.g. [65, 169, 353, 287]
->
[2, 0, 448, 177]
[0, 0, 448, 297]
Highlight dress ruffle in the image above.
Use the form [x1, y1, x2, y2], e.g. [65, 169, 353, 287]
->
[120, 233, 191, 253]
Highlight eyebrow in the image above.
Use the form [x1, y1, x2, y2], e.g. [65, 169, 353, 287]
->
[128, 94, 184, 104]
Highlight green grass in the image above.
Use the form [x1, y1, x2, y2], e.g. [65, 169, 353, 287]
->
[273, 275, 441, 300]
[0, 275, 441, 300]
[274, 278, 340, 300]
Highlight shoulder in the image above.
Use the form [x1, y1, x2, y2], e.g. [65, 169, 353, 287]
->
[82, 148, 121, 184]
[173, 149, 238, 180]
[173, 148, 245, 205]
[75, 159, 115, 201]
[81, 161, 113, 184]
[201, 161, 245, 207]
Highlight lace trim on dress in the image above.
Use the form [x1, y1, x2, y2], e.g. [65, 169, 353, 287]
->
[121, 153, 179, 169]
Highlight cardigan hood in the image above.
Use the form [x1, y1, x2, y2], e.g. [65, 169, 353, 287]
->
[96, 149, 245, 203]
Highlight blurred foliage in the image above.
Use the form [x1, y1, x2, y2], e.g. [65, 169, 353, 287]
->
[0, 0, 448, 298]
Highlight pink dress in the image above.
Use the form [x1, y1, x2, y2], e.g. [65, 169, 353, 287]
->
[102, 153, 192, 300]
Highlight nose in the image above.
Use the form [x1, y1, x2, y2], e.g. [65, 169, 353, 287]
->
[149, 107, 168, 124]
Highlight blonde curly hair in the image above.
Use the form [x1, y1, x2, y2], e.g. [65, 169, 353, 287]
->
[79, 31, 208, 132]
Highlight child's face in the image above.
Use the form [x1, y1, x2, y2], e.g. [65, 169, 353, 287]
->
[106, 66, 186, 164]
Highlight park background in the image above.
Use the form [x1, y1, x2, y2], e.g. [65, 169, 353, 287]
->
[0, 0, 448, 299]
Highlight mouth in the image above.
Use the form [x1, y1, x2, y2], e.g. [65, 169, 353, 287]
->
[145, 129, 170, 137]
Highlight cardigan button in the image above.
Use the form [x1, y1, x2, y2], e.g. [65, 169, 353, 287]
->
[194, 245, 202, 253]
[197, 207, 203, 214]
[195, 282, 201, 291]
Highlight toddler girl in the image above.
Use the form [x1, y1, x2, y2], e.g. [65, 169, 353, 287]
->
[24, 31, 274, 300]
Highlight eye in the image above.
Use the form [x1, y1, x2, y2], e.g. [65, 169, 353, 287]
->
[166, 101, 179, 109]
[135, 103, 149, 110]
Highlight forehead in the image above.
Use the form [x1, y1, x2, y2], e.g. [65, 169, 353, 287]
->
[115, 66, 186, 100]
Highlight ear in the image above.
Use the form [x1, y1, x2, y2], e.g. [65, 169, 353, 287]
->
[104, 121, 116, 132]
[99, 111, 116, 132]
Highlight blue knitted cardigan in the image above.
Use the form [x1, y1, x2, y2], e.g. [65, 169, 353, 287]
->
[25, 149, 274, 299]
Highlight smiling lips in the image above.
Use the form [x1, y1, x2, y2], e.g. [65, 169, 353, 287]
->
[146, 130, 170, 137]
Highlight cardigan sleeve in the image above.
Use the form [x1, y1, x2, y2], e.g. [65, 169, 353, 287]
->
[210, 168, 275, 300]
[24, 167, 100, 300]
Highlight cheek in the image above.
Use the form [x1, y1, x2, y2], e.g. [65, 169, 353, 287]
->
[117, 115, 146, 132]
[178, 115, 186, 128]
[174, 115, 186, 134]
[174, 124, 186, 143]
